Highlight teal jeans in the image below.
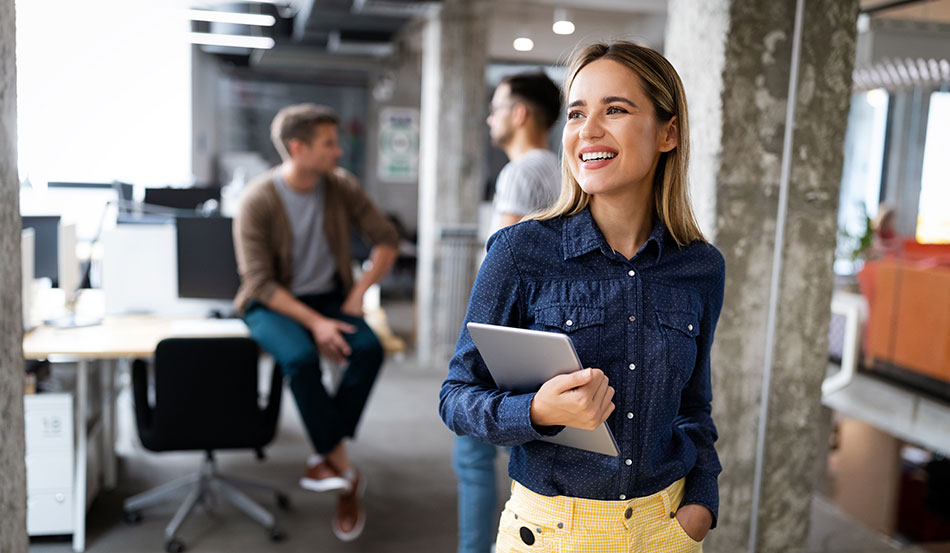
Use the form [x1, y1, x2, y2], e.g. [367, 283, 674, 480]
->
[243, 291, 383, 454]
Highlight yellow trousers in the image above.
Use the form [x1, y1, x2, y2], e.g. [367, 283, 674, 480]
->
[496, 479, 703, 553]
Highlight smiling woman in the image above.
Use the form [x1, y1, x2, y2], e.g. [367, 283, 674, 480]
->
[440, 41, 725, 553]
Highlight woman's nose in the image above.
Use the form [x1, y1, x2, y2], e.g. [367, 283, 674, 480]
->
[579, 115, 604, 140]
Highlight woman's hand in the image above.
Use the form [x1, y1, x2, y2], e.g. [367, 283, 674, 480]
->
[530, 368, 615, 430]
[675, 504, 712, 542]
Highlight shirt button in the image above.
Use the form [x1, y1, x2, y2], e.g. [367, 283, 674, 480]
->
[687, 323, 694, 331]
[627, 412, 633, 419]
[628, 363, 636, 370]
[628, 315, 636, 322]
[565, 319, 573, 327]
[557, 522, 564, 529]
[619, 494, 627, 500]
[627, 270, 635, 277]
[625, 507, 634, 519]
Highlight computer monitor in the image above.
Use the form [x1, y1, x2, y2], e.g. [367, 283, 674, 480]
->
[175, 216, 240, 300]
[22, 229, 34, 329]
[112, 181, 134, 203]
[144, 186, 220, 211]
[21, 215, 60, 285]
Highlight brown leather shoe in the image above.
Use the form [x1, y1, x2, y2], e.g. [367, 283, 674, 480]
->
[332, 471, 366, 541]
[300, 460, 351, 493]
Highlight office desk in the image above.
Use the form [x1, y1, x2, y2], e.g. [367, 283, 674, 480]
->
[23, 299, 248, 552]
[22, 289, 404, 552]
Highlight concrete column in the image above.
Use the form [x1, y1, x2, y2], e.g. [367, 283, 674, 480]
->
[0, 0, 28, 549]
[415, 0, 488, 366]
[666, 1, 858, 552]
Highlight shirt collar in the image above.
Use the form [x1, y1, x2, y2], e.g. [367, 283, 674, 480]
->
[562, 206, 667, 262]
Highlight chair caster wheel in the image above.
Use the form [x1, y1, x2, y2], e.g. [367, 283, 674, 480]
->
[123, 510, 142, 524]
[165, 538, 186, 553]
[269, 527, 286, 542]
[276, 493, 290, 510]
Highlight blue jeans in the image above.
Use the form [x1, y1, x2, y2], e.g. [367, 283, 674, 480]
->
[243, 291, 383, 455]
[453, 434, 499, 553]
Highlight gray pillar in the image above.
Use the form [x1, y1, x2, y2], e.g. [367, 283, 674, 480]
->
[0, 0, 28, 549]
[666, 1, 858, 552]
[416, 0, 487, 367]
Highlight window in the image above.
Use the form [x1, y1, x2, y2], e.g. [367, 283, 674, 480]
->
[835, 89, 889, 274]
[15, 0, 191, 187]
[916, 90, 950, 244]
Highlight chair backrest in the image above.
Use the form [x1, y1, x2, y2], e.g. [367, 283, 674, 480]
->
[132, 337, 281, 453]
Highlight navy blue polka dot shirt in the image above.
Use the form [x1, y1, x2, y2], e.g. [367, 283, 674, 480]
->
[439, 206, 726, 527]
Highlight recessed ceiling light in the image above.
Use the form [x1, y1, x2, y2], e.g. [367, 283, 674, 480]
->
[552, 8, 574, 35]
[513, 37, 534, 52]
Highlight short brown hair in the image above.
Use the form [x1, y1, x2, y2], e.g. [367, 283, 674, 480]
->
[270, 103, 339, 160]
[500, 71, 562, 131]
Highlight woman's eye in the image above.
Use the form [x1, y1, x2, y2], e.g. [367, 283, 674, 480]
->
[606, 106, 627, 115]
[567, 110, 584, 120]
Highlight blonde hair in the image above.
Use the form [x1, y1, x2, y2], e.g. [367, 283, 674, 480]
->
[528, 41, 705, 246]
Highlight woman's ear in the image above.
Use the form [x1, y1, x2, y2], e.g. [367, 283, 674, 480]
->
[659, 116, 678, 153]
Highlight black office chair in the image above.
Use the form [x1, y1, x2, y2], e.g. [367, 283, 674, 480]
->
[123, 337, 288, 553]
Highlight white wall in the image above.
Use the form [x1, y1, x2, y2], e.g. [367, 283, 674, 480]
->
[15, 0, 192, 187]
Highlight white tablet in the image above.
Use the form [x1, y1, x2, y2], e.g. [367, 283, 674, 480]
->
[467, 322, 620, 457]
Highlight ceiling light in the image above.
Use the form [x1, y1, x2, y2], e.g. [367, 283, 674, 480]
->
[513, 37, 534, 52]
[865, 88, 887, 108]
[187, 32, 275, 49]
[552, 8, 575, 35]
[186, 9, 276, 26]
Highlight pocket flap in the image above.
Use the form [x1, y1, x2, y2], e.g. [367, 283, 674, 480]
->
[535, 305, 604, 332]
[657, 310, 700, 337]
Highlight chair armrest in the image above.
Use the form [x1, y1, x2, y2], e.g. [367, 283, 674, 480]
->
[131, 358, 153, 433]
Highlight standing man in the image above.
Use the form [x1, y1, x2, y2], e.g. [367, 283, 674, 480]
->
[233, 103, 399, 542]
[453, 72, 562, 553]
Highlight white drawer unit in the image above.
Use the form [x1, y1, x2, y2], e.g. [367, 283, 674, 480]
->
[26, 490, 74, 536]
[24, 393, 75, 536]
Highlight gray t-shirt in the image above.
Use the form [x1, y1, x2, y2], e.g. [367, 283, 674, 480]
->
[273, 171, 337, 296]
[490, 149, 560, 232]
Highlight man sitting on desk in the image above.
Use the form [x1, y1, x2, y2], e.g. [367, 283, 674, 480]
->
[233, 103, 400, 542]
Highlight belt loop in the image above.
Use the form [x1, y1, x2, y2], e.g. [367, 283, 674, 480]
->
[660, 486, 672, 518]
[563, 495, 575, 532]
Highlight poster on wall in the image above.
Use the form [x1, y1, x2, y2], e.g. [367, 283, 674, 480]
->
[377, 107, 419, 183]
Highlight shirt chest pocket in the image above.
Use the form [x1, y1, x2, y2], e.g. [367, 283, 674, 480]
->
[534, 305, 604, 368]
[656, 310, 700, 384]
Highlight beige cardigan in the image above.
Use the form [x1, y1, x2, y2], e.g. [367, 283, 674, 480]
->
[232, 167, 400, 314]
